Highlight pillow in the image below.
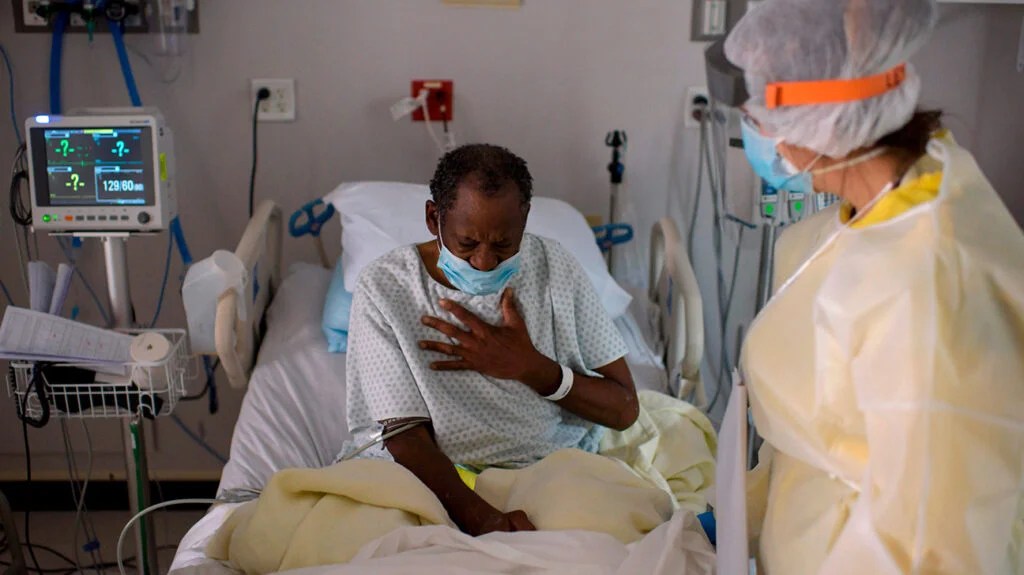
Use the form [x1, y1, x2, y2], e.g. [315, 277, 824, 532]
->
[321, 257, 353, 353]
[323, 182, 632, 318]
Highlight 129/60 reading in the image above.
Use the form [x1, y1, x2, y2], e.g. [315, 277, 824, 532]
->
[102, 179, 145, 192]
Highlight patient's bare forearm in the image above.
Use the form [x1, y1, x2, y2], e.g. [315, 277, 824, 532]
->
[520, 356, 639, 431]
[383, 424, 502, 535]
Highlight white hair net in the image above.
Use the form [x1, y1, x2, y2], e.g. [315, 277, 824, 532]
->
[725, 0, 937, 158]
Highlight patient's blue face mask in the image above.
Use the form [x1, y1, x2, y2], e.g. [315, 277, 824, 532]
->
[436, 230, 521, 296]
[740, 115, 814, 194]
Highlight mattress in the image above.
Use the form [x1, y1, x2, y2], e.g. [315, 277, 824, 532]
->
[171, 263, 677, 573]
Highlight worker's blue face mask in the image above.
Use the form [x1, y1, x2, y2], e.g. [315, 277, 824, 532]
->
[437, 231, 520, 296]
[740, 115, 814, 194]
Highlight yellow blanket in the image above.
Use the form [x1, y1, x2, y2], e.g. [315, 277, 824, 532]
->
[208, 392, 716, 574]
[600, 390, 717, 513]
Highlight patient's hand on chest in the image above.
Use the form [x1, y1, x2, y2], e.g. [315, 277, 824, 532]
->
[416, 289, 560, 390]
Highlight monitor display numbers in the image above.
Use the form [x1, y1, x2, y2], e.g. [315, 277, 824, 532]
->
[41, 127, 150, 206]
[103, 179, 140, 192]
[97, 167, 146, 201]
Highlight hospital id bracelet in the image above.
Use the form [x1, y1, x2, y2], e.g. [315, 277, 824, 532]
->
[543, 365, 575, 402]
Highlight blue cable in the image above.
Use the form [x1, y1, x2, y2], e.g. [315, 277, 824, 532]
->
[0, 44, 22, 146]
[49, 13, 68, 114]
[148, 233, 173, 328]
[203, 356, 219, 415]
[107, 14, 216, 418]
[108, 19, 190, 329]
[0, 278, 14, 306]
[169, 216, 193, 266]
[169, 414, 228, 464]
[108, 20, 142, 107]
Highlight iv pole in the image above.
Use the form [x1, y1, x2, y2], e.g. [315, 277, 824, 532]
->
[605, 131, 627, 275]
[97, 233, 159, 575]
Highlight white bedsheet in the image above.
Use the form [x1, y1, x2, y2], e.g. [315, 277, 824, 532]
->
[174, 263, 679, 573]
[216, 264, 352, 495]
[171, 506, 713, 575]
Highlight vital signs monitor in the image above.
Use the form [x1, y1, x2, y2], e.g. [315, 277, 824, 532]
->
[26, 108, 176, 233]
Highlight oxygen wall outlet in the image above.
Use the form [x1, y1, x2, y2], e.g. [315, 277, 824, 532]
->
[411, 80, 454, 122]
[251, 78, 296, 122]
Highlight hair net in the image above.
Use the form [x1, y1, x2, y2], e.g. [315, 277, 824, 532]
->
[725, 0, 937, 158]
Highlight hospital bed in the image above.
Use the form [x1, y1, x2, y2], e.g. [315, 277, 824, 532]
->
[170, 192, 709, 574]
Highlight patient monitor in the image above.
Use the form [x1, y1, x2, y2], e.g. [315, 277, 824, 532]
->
[26, 108, 176, 233]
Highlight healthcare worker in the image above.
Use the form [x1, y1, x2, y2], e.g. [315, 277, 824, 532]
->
[725, 0, 1024, 573]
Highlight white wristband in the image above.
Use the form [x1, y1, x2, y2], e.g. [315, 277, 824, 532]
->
[543, 365, 574, 402]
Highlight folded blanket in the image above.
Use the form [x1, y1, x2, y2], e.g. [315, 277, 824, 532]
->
[206, 458, 455, 574]
[600, 390, 717, 513]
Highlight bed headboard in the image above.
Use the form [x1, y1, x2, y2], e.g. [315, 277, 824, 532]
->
[649, 217, 705, 408]
[215, 200, 283, 389]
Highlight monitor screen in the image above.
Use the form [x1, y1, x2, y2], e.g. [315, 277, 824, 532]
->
[30, 126, 156, 207]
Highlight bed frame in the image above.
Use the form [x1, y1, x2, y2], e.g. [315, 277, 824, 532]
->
[213, 200, 706, 409]
[214, 201, 283, 390]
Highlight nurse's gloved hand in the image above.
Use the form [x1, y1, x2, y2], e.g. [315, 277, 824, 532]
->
[419, 288, 558, 389]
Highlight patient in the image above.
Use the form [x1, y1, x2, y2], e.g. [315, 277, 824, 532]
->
[340, 144, 639, 536]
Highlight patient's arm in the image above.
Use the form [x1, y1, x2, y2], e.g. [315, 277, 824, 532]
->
[384, 422, 536, 536]
[420, 290, 639, 430]
[527, 356, 639, 431]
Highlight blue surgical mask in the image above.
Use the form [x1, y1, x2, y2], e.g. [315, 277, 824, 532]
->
[436, 233, 520, 296]
[740, 115, 814, 194]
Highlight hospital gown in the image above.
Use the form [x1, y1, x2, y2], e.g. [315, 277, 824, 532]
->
[339, 233, 629, 469]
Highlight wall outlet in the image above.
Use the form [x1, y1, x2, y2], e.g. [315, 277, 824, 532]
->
[251, 78, 296, 122]
[685, 86, 710, 128]
[22, 1, 47, 26]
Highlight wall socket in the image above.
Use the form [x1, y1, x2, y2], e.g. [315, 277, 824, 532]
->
[685, 86, 710, 128]
[251, 78, 295, 122]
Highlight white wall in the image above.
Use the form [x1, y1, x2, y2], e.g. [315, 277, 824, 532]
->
[1, 1, 1021, 480]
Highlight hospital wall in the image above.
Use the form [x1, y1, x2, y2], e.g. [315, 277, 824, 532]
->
[0, 1, 1021, 481]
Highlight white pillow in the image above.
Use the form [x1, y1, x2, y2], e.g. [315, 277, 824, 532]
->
[323, 181, 633, 319]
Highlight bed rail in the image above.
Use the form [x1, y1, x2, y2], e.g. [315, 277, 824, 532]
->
[215, 200, 283, 389]
[649, 217, 705, 408]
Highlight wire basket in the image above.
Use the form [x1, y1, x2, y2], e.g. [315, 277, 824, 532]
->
[6, 329, 193, 420]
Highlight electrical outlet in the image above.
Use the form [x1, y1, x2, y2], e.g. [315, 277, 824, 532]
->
[251, 78, 296, 122]
[685, 86, 710, 128]
[22, 1, 47, 26]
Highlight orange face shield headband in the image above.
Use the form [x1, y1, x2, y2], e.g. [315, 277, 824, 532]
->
[763, 63, 907, 110]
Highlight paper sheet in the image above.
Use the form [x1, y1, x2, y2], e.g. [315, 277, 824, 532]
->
[49, 263, 74, 316]
[0, 306, 132, 365]
[28, 261, 56, 313]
